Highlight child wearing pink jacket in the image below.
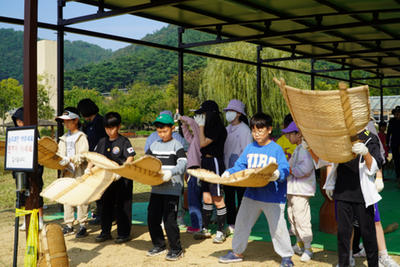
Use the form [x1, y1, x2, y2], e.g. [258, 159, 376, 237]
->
[179, 115, 203, 233]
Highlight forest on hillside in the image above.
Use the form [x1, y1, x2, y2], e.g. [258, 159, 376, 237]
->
[2, 26, 400, 96]
[0, 28, 114, 83]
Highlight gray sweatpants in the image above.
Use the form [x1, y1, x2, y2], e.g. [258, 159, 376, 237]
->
[232, 197, 294, 258]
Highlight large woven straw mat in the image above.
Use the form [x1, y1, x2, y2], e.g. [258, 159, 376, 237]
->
[37, 223, 69, 267]
[0, 141, 4, 157]
[83, 152, 164, 186]
[38, 137, 66, 170]
[40, 166, 115, 206]
[273, 77, 370, 163]
[188, 162, 278, 187]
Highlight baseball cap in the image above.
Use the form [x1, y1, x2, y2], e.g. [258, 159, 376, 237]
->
[55, 110, 80, 121]
[281, 121, 299, 133]
[152, 114, 174, 125]
[159, 110, 173, 117]
[195, 100, 220, 114]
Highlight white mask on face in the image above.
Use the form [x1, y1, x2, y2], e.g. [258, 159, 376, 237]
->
[225, 111, 237, 123]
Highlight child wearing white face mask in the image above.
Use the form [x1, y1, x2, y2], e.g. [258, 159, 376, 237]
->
[223, 99, 253, 235]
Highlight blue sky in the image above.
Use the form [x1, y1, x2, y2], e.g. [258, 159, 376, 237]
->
[0, 0, 167, 51]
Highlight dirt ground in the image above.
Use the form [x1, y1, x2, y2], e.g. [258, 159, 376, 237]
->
[1, 204, 399, 267]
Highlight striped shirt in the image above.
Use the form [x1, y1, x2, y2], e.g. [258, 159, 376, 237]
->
[147, 138, 187, 196]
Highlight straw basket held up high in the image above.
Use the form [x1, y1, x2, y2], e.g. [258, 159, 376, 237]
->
[273, 78, 370, 163]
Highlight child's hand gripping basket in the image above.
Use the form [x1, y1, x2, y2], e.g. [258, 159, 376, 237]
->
[187, 162, 278, 187]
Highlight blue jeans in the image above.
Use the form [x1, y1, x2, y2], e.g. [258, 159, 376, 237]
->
[187, 174, 203, 229]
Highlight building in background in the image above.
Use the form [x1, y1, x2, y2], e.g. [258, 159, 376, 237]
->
[370, 96, 400, 122]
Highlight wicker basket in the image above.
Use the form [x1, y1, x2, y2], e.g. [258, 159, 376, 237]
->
[83, 152, 164, 186]
[37, 223, 69, 267]
[273, 77, 370, 163]
[40, 166, 115, 206]
[38, 137, 66, 170]
[188, 163, 278, 187]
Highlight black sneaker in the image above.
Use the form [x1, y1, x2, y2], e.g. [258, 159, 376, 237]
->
[165, 250, 184, 261]
[75, 225, 88, 238]
[115, 235, 130, 244]
[146, 246, 168, 257]
[89, 217, 101, 225]
[95, 232, 112, 243]
[63, 225, 74, 236]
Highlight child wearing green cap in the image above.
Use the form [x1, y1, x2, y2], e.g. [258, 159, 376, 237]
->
[145, 113, 188, 261]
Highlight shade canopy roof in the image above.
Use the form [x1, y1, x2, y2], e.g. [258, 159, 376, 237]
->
[66, 0, 400, 78]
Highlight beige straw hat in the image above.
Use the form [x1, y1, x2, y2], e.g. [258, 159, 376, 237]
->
[273, 77, 370, 163]
[83, 152, 164, 186]
[38, 137, 67, 169]
[40, 166, 115, 206]
[188, 162, 278, 187]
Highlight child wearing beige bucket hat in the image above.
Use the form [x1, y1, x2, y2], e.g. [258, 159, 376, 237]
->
[222, 100, 252, 235]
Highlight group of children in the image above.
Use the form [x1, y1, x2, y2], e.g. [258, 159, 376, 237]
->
[17, 96, 399, 266]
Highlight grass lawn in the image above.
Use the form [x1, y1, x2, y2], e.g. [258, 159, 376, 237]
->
[0, 137, 151, 211]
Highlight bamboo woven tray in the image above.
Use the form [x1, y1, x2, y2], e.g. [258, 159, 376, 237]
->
[187, 162, 278, 187]
[38, 137, 66, 170]
[40, 166, 115, 206]
[274, 77, 370, 163]
[0, 141, 4, 157]
[82, 152, 164, 186]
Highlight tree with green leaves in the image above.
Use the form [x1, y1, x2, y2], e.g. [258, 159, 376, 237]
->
[0, 78, 23, 131]
[200, 42, 309, 126]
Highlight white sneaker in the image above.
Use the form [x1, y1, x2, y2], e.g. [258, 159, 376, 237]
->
[224, 225, 235, 236]
[292, 244, 305, 255]
[19, 222, 26, 231]
[379, 256, 400, 267]
[212, 231, 226, 243]
[300, 249, 313, 262]
[353, 247, 366, 257]
[177, 216, 186, 227]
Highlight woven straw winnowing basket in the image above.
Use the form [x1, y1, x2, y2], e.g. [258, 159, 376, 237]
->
[37, 223, 69, 267]
[40, 166, 115, 206]
[38, 137, 66, 170]
[188, 162, 278, 187]
[273, 77, 370, 163]
[83, 152, 164, 186]
[0, 141, 4, 157]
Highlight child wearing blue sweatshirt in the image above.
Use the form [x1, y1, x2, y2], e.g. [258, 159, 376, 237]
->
[218, 113, 294, 267]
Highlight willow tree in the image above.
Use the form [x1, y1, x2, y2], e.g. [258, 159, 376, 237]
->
[200, 42, 309, 125]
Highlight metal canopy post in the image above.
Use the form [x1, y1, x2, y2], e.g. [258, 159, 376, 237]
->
[22, 0, 39, 240]
[349, 70, 353, 88]
[57, 0, 65, 213]
[256, 46, 262, 113]
[178, 27, 184, 128]
[57, 0, 65, 131]
[380, 76, 384, 122]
